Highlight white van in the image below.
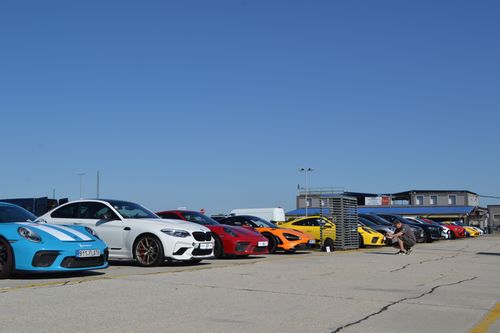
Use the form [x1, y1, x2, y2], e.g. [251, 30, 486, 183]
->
[229, 208, 285, 223]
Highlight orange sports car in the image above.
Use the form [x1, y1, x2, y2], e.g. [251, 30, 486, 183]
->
[218, 215, 315, 253]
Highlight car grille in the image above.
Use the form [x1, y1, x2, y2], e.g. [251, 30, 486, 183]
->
[235, 242, 250, 252]
[61, 255, 105, 268]
[293, 244, 307, 250]
[254, 246, 267, 253]
[32, 251, 59, 267]
[192, 248, 212, 256]
[192, 232, 212, 241]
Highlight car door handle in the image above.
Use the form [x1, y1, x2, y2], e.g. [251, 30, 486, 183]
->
[124, 227, 131, 231]
[74, 222, 82, 225]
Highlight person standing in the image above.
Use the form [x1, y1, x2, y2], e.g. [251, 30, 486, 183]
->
[385, 220, 416, 255]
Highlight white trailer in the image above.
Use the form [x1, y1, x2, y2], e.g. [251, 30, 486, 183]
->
[229, 208, 285, 223]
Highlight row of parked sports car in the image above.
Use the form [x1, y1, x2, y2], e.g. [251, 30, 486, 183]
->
[0, 199, 483, 279]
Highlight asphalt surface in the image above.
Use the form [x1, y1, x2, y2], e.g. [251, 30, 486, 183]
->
[1, 236, 499, 333]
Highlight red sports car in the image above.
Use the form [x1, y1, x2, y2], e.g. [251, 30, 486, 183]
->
[420, 218, 466, 239]
[156, 210, 269, 258]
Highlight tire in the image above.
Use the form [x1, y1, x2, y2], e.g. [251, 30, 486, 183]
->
[450, 231, 456, 239]
[0, 237, 13, 279]
[262, 233, 277, 254]
[133, 234, 164, 267]
[358, 233, 365, 248]
[426, 231, 433, 243]
[213, 236, 224, 259]
[322, 238, 335, 252]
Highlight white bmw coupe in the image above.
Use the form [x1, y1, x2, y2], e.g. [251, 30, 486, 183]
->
[40, 199, 214, 266]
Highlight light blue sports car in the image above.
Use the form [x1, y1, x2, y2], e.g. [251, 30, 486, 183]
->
[0, 202, 108, 278]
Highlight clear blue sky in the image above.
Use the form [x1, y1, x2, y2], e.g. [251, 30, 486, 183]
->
[1, 1, 499, 213]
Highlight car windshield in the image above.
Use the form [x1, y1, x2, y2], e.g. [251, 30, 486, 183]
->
[106, 200, 158, 219]
[244, 216, 277, 228]
[181, 212, 219, 226]
[363, 214, 392, 226]
[0, 205, 37, 223]
[358, 217, 378, 227]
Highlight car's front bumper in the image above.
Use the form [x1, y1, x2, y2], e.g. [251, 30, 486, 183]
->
[170, 240, 215, 260]
[12, 242, 108, 272]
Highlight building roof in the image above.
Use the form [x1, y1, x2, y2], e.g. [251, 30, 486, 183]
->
[287, 206, 477, 216]
[358, 206, 476, 215]
[392, 190, 478, 196]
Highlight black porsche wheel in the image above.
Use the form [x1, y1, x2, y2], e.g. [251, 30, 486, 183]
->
[426, 231, 433, 243]
[358, 234, 365, 248]
[133, 234, 164, 267]
[262, 233, 277, 254]
[213, 236, 224, 259]
[0, 237, 13, 279]
[322, 238, 335, 252]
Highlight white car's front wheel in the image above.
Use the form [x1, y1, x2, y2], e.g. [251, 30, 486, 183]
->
[133, 234, 164, 267]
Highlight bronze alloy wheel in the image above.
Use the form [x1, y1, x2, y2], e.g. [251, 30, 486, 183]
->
[0, 237, 13, 279]
[134, 235, 164, 267]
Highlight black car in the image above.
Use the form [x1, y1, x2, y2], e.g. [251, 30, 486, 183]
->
[360, 213, 425, 243]
[378, 214, 439, 243]
[358, 216, 395, 236]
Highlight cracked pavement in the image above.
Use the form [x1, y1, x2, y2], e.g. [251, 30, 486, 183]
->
[0, 236, 499, 333]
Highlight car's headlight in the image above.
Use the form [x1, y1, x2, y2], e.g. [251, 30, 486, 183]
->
[85, 227, 101, 240]
[161, 228, 190, 238]
[223, 227, 238, 237]
[18, 227, 41, 242]
[283, 233, 300, 241]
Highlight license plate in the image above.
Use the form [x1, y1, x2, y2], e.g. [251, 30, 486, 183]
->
[199, 243, 213, 250]
[258, 241, 268, 247]
[76, 249, 100, 258]
[308, 239, 315, 244]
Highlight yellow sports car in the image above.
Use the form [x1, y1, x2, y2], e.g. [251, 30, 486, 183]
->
[357, 225, 385, 247]
[442, 222, 480, 237]
[277, 216, 336, 251]
[462, 226, 480, 237]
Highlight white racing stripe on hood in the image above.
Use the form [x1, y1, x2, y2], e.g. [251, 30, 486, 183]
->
[50, 224, 92, 241]
[18, 223, 76, 241]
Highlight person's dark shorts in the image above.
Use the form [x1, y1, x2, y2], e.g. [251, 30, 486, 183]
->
[392, 236, 415, 249]
[402, 236, 416, 248]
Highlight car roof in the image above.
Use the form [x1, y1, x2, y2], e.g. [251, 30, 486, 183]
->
[0, 202, 18, 208]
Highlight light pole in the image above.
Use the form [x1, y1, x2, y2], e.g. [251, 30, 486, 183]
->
[77, 173, 86, 199]
[299, 167, 314, 216]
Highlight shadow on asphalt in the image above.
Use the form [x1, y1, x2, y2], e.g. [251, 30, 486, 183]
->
[476, 252, 500, 256]
[213, 256, 267, 260]
[271, 251, 312, 255]
[11, 270, 105, 280]
[108, 260, 212, 267]
[363, 251, 398, 255]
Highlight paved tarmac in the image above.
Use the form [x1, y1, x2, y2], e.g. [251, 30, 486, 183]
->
[1, 236, 499, 333]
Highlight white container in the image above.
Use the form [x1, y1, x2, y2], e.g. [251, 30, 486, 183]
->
[229, 208, 286, 223]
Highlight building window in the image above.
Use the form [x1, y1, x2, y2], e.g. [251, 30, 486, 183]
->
[430, 195, 437, 205]
[493, 215, 500, 220]
[415, 195, 424, 205]
[448, 195, 457, 205]
[306, 198, 312, 207]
